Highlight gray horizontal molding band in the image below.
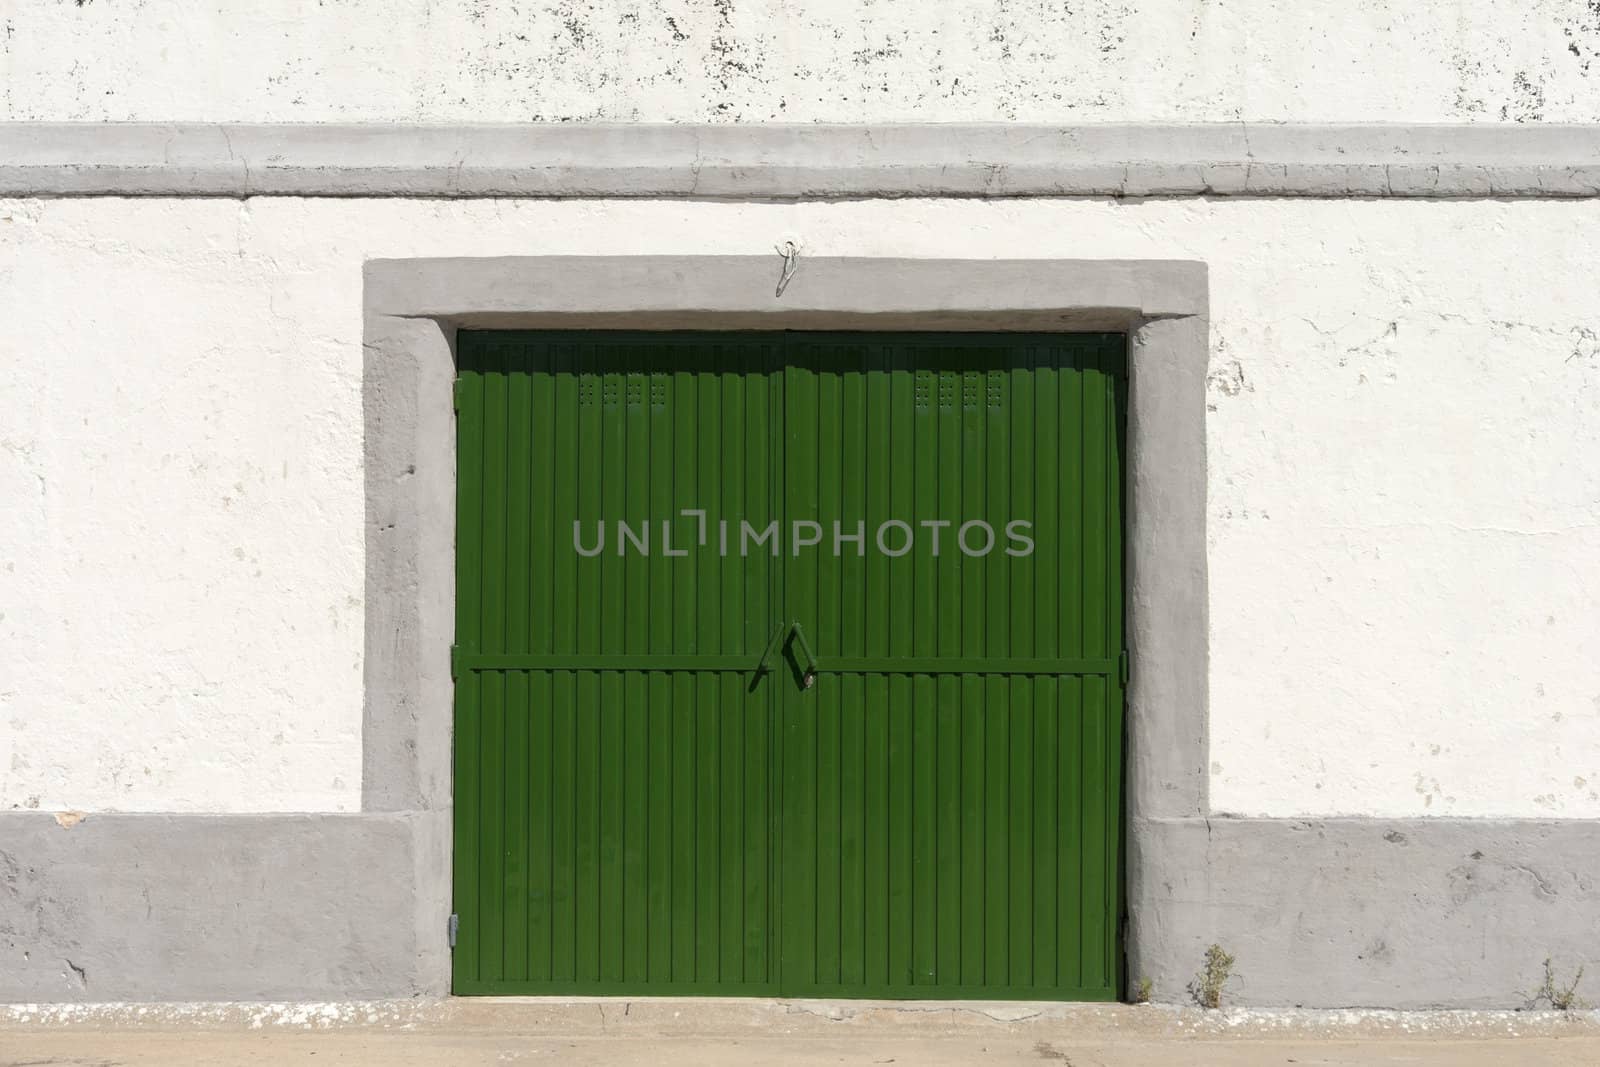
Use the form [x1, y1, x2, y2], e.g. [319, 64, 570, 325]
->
[4, 122, 1600, 200]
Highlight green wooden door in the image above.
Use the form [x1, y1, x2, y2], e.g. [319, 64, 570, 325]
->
[453, 330, 1125, 1000]
[779, 336, 1125, 1000]
[452, 333, 785, 994]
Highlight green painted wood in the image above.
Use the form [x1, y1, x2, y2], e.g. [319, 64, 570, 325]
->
[776, 334, 1126, 1001]
[453, 332, 784, 996]
[453, 330, 1124, 1000]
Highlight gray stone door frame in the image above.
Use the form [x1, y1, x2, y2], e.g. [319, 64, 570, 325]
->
[362, 255, 1212, 999]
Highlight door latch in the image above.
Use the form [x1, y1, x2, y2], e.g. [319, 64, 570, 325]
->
[791, 622, 819, 689]
[752, 621, 791, 684]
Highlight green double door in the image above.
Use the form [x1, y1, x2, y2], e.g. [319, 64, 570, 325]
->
[452, 330, 1125, 1000]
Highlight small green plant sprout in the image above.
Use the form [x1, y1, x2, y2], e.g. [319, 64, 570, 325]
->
[1133, 976, 1153, 1004]
[1188, 943, 1235, 1010]
[1525, 957, 1585, 1011]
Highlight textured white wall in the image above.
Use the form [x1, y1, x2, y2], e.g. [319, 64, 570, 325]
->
[3, 0, 1599, 123]
[1, 197, 1597, 815]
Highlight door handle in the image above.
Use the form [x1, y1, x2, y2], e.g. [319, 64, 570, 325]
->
[790, 622, 819, 689]
[751, 622, 791, 686]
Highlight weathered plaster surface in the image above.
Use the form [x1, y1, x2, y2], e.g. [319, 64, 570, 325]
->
[2, 196, 1598, 815]
[4, 1, 1600, 124]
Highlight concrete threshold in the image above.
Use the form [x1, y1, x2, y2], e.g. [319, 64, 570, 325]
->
[3, 996, 1598, 1037]
[3, 999, 1599, 1066]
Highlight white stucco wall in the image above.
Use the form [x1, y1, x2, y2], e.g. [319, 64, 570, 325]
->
[3, 0, 1599, 123]
[2, 196, 1597, 816]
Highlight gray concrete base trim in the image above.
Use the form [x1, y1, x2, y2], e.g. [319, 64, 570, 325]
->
[4, 811, 1594, 1006]
[1129, 817, 1600, 1009]
[5, 123, 1600, 199]
[0, 812, 450, 1002]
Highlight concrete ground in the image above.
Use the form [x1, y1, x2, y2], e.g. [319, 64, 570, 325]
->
[2, 998, 1599, 1066]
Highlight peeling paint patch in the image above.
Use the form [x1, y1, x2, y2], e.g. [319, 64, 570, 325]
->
[1206, 358, 1252, 398]
[1501, 71, 1548, 122]
[1569, 326, 1600, 364]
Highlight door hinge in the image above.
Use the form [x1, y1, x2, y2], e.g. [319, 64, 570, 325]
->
[448, 913, 459, 949]
[450, 644, 459, 681]
[452, 378, 465, 412]
[1119, 650, 1130, 686]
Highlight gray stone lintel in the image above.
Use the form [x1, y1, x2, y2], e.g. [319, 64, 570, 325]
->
[3, 122, 1600, 199]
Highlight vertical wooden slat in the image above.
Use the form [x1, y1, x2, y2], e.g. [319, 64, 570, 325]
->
[783, 344, 817, 987]
[621, 347, 649, 985]
[814, 351, 841, 987]
[862, 341, 891, 990]
[479, 348, 509, 986]
[719, 348, 747, 984]
[694, 363, 720, 983]
[573, 346, 603, 984]
[933, 356, 963, 988]
[911, 358, 939, 986]
[597, 358, 627, 984]
[933, 679, 961, 986]
[886, 352, 915, 988]
[532, 668, 554, 982]
[1031, 346, 1061, 989]
[503, 354, 532, 983]
[980, 363, 1010, 986]
[1007, 348, 1036, 986]
[744, 349, 774, 985]
[528, 347, 556, 982]
[1080, 345, 1111, 991]
[1058, 345, 1086, 991]
[838, 348, 867, 988]
[549, 343, 579, 984]
[670, 356, 696, 982]
[957, 360, 987, 987]
[551, 668, 577, 982]
[646, 355, 674, 985]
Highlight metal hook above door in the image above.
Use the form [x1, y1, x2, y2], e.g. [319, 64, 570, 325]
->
[775, 240, 800, 297]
